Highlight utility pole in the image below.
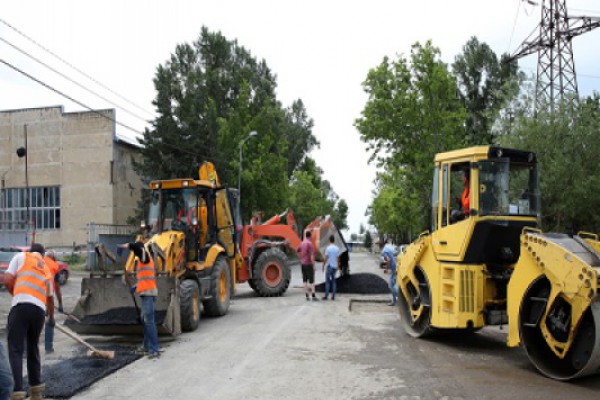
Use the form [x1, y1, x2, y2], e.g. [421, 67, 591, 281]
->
[508, 0, 600, 111]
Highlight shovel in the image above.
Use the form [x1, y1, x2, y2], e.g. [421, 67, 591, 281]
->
[55, 323, 115, 359]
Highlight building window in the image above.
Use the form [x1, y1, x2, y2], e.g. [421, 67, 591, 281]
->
[0, 186, 61, 230]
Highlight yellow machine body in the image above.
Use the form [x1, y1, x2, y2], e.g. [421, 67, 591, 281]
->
[397, 146, 600, 380]
[70, 162, 241, 336]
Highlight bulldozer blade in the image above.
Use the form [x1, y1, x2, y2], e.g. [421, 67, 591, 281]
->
[66, 274, 179, 336]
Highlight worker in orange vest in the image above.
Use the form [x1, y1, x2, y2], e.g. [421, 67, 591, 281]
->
[461, 169, 470, 215]
[43, 250, 64, 353]
[4, 243, 54, 400]
[119, 241, 160, 359]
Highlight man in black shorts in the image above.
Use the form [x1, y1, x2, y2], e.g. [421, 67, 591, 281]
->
[297, 231, 318, 301]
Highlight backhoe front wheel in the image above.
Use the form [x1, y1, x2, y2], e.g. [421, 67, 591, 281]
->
[203, 256, 231, 317]
[251, 247, 290, 297]
[180, 279, 201, 332]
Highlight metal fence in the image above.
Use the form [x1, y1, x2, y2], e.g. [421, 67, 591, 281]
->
[87, 223, 137, 270]
[0, 220, 32, 247]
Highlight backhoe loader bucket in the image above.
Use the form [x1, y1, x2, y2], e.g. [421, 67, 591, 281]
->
[65, 274, 181, 336]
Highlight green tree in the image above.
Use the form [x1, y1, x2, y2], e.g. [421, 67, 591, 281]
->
[356, 41, 466, 236]
[135, 27, 319, 222]
[364, 230, 373, 252]
[288, 170, 334, 229]
[499, 93, 600, 232]
[332, 199, 349, 231]
[452, 36, 521, 145]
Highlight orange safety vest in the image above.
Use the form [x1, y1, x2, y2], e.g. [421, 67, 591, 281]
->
[14, 253, 50, 305]
[136, 258, 157, 293]
[44, 256, 59, 290]
[461, 187, 470, 214]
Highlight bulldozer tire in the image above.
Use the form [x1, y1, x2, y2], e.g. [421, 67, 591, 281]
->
[179, 279, 201, 332]
[398, 266, 433, 338]
[203, 256, 231, 317]
[251, 247, 290, 297]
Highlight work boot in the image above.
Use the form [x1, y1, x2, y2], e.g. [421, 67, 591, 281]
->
[30, 383, 45, 400]
[10, 392, 27, 400]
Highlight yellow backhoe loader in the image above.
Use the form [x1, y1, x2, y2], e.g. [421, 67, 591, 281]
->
[67, 162, 240, 335]
[397, 146, 600, 380]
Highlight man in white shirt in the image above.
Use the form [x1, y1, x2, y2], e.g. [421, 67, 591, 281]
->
[4, 243, 54, 400]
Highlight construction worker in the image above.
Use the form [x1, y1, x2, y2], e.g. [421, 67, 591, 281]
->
[43, 250, 64, 353]
[119, 241, 160, 359]
[381, 239, 398, 306]
[297, 230, 318, 301]
[4, 243, 54, 400]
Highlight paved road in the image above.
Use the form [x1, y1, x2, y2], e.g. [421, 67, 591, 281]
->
[3, 253, 600, 399]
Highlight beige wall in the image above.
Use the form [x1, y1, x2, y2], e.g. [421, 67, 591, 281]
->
[0, 106, 143, 247]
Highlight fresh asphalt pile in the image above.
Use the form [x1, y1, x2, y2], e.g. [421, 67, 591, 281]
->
[25, 345, 141, 399]
[315, 272, 390, 294]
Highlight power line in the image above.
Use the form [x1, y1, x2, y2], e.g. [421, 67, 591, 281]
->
[1, 57, 211, 160]
[0, 58, 143, 136]
[508, 0, 522, 53]
[0, 36, 150, 124]
[0, 17, 155, 118]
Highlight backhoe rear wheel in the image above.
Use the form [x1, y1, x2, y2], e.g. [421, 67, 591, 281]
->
[398, 266, 433, 338]
[251, 247, 290, 297]
[179, 279, 201, 332]
[203, 256, 231, 317]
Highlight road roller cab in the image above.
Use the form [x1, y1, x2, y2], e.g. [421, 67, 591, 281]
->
[397, 146, 600, 380]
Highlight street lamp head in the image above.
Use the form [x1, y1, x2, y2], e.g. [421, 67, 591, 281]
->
[16, 147, 27, 158]
[248, 131, 258, 138]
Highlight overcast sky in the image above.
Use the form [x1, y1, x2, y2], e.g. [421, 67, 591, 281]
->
[2, 0, 599, 235]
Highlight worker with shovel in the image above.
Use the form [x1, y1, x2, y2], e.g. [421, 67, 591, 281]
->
[4, 243, 54, 400]
[119, 241, 160, 359]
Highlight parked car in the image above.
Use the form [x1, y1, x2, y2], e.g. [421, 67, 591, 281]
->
[378, 244, 408, 268]
[0, 247, 70, 287]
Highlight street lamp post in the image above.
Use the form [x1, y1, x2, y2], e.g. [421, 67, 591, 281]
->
[16, 124, 30, 244]
[238, 130, 258, 216]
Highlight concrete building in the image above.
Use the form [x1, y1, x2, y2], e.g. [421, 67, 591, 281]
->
[0, 106, 143, 247]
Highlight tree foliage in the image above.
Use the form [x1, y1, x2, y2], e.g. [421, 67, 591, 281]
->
[356, 41, 466, 239]
[134, 27, 341, 223]
[499, 93, 600, 232]
[452, 36, 520, 145]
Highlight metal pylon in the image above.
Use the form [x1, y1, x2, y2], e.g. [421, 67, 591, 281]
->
[508, 0, 600, 111]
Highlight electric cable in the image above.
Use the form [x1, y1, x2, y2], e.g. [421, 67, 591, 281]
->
[0, 58, 221, 159]
[0, 57, 143, 136]
[0, 17, 154, 118]
[0, 36, 149, 124]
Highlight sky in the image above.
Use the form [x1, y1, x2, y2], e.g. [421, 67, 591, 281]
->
[2, 0, 600, 235]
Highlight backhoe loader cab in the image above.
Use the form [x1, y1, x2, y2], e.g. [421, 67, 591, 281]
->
[68, 163, 240, 336]
[398, 146, 600, 380]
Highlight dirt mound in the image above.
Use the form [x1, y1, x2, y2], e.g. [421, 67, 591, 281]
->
[315, 273, 389, 295]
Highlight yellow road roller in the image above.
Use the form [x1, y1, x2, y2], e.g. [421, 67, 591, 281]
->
[397, 146, 600, 380]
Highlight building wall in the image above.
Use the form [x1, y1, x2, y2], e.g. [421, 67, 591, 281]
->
[0, 106, 142, 247]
